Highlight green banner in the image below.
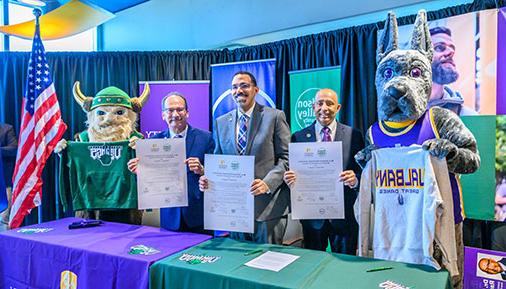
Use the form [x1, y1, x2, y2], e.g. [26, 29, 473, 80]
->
[289, 67, 341, 134]
[460, 116, 496, 220]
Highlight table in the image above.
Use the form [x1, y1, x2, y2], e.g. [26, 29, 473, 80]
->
[0, 217, 211, 289]
[150, 238, 451, 289]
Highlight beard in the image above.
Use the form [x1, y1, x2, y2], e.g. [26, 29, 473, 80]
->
[86, 109, 137, 142]
[432, 60, 459, 84]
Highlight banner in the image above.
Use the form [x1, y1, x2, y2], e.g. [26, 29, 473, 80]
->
[288, 66, 341, 133]
[460, 116, 496, 220]
[464, 247, 506, 289]
[139, 81, 210, 138]
[498, 8, 506, 115]
[211, 59, 276, 120]
[394, 9, 498, 115]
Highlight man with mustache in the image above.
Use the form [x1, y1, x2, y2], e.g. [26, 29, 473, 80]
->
[199, 71, 291, 244]
[428, 26, 477, 115]
[128, 92, 214, 234]
[283, 88, 364, 255]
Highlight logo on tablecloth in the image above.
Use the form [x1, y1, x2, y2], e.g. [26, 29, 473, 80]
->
[17, 228, 53, 234]
[60, 270, 77, 289]
[179, 253, 221, 264]
[379, 280, 411, 289]
[128, 244, 160, 255]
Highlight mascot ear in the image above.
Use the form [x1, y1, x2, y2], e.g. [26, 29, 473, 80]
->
[131, 83, 150, 113]
[410, 10, 433, 61]
[72, 81, 93, 112]
[377, 11, 399, 64]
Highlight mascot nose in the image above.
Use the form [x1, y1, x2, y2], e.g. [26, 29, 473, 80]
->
[388, 86, 406, 99]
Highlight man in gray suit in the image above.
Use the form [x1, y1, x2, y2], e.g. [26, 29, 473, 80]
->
[200, 71, 290, 244]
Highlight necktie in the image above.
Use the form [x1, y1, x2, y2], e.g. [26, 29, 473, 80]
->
[321, 127, 331, 142]
[173, 134, 183, 138]
[237, 114, 249, 155]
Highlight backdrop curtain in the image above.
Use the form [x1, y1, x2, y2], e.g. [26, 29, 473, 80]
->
[0, 0, 502, 224]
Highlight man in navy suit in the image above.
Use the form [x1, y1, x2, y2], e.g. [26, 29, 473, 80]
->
[284, 88, 364, 254]
[128, 92, 214, 234]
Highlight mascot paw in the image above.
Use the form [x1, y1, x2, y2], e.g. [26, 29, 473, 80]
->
[422, 139, 457, 160]
[129, 136, 140, 149]
[354, 144, 379, 168]
[54, 139, 68, 154]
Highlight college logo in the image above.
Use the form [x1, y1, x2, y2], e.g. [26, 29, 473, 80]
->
[317, 148, 327, 157]
[294, 88, 319, 130]
[128, 244, 160, 256]
[179, 253, 221, 264]
[231, 161, 240, 170]
[88, 145, 123, 166]
[60, 270, 77, 289]
[17, 228, 53, 234]
[218, 159, 228, 169]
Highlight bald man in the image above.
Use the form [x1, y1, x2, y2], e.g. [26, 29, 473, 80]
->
[284, 88, 364, 255]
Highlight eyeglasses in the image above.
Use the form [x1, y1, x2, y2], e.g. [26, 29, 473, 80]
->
[231, 83, 252, 91]
[163, 107, 186, 114]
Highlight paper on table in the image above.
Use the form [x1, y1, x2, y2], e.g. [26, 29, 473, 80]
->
[244, 251, 300, 272]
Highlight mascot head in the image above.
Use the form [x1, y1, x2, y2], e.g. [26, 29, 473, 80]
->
[375, 10, 433, 122]
[72, 82, 150, 141]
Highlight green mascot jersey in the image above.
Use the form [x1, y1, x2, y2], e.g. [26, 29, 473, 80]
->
[59, 141, 138, 211]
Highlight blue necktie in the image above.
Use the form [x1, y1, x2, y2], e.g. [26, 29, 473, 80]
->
[237, 114, 248, 155]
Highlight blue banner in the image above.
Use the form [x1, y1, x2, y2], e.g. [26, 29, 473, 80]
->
[0, 153, 7, 213]
[211, 59, 277, 119]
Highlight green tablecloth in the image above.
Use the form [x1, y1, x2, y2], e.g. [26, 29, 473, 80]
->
[150, 238, 451, 289]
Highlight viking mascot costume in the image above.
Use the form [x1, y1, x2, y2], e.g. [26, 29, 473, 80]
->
[56, 82, 149, 224]
[354, 11, 480, 289]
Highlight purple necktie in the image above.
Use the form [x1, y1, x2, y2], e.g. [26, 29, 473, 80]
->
[321, 127, 331, 142]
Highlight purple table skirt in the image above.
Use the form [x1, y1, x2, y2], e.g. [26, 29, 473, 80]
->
[0, 217, 211, 289]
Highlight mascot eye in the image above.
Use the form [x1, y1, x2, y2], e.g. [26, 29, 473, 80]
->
[383, 68, 393, 80]
[116, 110, 125, 115]
[410, 67, 422, 78]
[96, 110, 106, 116]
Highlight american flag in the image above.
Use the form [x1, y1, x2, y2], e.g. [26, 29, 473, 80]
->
[9, 21, 67, 228]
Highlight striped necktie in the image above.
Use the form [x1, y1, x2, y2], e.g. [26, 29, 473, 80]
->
[237, 114, 249, 155]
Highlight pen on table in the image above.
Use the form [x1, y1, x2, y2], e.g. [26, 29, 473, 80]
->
[244, 249, 264, 256]
[366, 266, 393, 272]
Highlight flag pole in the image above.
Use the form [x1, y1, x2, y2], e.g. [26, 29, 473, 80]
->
[34, 8, 43, 225]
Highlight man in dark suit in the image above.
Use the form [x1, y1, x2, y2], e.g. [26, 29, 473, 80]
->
[0, 123, 18, 229]
[200, 71, 291, 244]
[284, 88, 364, 254]
[128, 92, 214, 234]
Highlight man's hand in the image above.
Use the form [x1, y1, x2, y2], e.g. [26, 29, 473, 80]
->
[186, 157, 204, 175]
[129, 136, 141, 149]
[340, 170, 358, 188]
[283, 171, 297, 188]
[251, 179, 269, 196]
[127, 158, 139, 174]
[199, 175, 209, 192]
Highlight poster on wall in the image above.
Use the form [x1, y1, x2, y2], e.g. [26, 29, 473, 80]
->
[464, 247, 506, 289]
[211, 59, 276, 120]
[393, 9, 498, 116]
[288, 66, 341, 134]
[138, 81, 210, 137]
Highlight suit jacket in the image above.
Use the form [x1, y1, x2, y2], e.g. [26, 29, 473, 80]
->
[153, 125, 215, 230]
[292, 121, 364, 230]
[0, 123, 18, 187]
[214, 103, 290, 221]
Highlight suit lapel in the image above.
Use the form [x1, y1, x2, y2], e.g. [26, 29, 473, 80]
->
[245, 103, 263, 155]
[224, 111, 237, 154]
[185, 125, 195, 158]
[304, 122, 317, 142]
